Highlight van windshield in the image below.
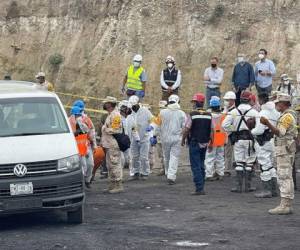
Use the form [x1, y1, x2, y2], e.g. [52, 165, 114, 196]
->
[0, 97, 69, 137]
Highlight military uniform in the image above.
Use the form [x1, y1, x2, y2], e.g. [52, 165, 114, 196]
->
[101, 105, 123, 193]
[268, 94, 298, 214]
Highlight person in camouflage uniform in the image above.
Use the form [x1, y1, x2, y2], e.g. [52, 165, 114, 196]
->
[260, 93, 298, 214]
[101, 97, 123, 193]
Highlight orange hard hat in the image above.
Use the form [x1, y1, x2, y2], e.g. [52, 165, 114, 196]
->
[93, 146, 105, 168]
[192, 93, 205, 103]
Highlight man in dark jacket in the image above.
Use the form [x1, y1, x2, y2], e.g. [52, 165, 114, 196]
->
[160, 56, 182, 101]
[232, 53, 255, 106]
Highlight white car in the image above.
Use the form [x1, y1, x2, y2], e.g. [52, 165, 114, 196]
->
[0, 81, 84, 223]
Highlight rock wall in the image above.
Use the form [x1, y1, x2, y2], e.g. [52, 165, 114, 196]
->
[0, 0, 299, 106]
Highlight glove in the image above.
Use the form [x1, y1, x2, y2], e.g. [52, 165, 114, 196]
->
[150, 136, 157, 146]
[146, 125, 154, 132]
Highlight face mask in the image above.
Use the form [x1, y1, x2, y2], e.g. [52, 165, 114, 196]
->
[258, 54, 265, 60]
[211, 64, 217, 68]
[224, 100, 230, 107]
[193, 102, 203, 110]
[237, 57, 244, 63]
[167, 63, 174, 69]
[283, 80, 289, 85]
[132, 105, 140, 113]
[133, 61, 141, 68]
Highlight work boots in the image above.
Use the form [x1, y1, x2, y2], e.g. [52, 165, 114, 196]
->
[268, 198, 293, 215]
[231, 171, 243, 193]
[244, 171, 256, 192]
[109, 181, 124, 194]
[271, 177, 278, 197]
[254, 181, 272, 198]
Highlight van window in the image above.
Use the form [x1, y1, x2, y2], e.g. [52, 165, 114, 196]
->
[0, 97, 69, 137]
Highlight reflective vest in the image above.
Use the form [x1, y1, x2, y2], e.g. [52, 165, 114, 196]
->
[126, 65, 144, 90]
[211, 113, 227, 147]
[162, 68, 178, 90]
[75, 134, 89, 156]
[190, 110, 212, 143]
[69, 116, 89, 156]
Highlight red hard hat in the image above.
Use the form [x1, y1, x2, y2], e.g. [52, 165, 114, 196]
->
[192, 93, 205, 102]
[240, 90, 252, 101]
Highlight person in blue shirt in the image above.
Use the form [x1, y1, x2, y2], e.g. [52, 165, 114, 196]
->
[232, 53, 255, 106]
[254, 49, 276, 95]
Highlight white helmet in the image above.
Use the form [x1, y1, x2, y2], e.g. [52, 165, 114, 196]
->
[168, 94, 180, 104]
[165, 55, 175, 64]
[128, 95, 139, 106]
[119, 100, 131, 109]
[133, 54, 143, 62]
[223, 91, 236, 100]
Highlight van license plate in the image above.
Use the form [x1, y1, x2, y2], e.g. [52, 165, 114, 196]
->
[10, 182, 33, 196]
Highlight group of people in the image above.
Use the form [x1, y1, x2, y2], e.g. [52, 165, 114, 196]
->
[64, 50, 300, 216]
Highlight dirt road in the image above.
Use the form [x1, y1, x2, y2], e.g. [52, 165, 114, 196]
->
[0, 168, 299, 250]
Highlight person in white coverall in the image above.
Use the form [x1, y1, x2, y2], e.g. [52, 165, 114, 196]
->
[149, 95, 186, 184]
[252, 92, 280, 198]
[222, 90, 259, 193]
[205, 97, 227, 181]
[126, 95, 153, 180]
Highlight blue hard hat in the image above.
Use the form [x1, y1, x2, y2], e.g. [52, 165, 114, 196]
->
[73, 99, 85, 111]
[71, 106, 82, 116]
[210, 98, 220, 107]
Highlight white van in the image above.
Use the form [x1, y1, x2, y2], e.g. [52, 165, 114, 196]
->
[0, 81, 84, 223]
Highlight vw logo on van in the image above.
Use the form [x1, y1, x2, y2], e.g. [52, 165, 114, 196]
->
[13, 164, 27, 177]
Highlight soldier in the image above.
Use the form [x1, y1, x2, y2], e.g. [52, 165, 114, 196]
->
[260, 93, 298, 214]
[101, 96, 124, 193]
[222, 91, 259, 193]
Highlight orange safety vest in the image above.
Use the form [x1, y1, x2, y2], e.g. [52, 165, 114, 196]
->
[69, 116, 89, 156]
[75, 134, 89, 156]
[211, 114, 227, 147]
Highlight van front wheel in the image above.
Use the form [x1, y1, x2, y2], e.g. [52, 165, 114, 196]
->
[67, 205, 84, 224]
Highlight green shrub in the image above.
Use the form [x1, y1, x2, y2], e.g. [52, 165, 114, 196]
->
[49, 53, 64, 66]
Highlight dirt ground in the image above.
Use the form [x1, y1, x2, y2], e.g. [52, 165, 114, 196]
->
[0, 164, 299, 250]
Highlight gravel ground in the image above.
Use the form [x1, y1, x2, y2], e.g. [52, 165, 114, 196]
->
[0, 167, 299, 250]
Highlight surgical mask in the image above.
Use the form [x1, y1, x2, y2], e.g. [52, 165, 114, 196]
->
[211, 64, 217, 68]
[258, 54, 265, 60]
[283, 80, 289, 85]
[237, 57, 244, 63]
[167, 63, 174, 69]
[133, 61, 141, 68]
[224, 100, 230, 107]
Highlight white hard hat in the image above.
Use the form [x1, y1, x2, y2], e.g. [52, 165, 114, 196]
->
[133, 54, 143, 62]
[128, 95, 140, 106]
[223, 91, 236, 100]
[165, 55, 175, 63]
[168, 94, 180, 103]
[35, 72, 45, 79]
[119, 100, 131, 109]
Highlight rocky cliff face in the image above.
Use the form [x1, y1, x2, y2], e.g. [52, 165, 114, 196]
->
[0, 0, 299, 106]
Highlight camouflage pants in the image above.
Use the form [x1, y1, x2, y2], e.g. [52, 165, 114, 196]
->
[224, 142, 234, 172]
[106, 146, 122, 182]
[276, 146, 295, 200]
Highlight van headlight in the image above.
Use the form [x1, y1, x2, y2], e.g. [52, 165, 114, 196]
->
[58, 155, 80, 172]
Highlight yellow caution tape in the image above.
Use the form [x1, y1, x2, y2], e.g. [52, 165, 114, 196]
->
[64, 105, 107, 114]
